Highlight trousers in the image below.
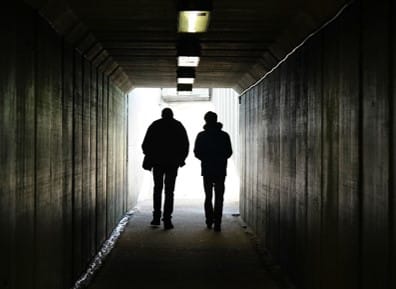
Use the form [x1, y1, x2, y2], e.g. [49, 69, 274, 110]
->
[152, 164, 178, 221]
[203, 175, 226, 225]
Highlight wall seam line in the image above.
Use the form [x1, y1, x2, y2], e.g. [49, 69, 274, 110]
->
[239, 1, 355, 96]
[357, 0, 364, 287]
[33, 11, 39, 289]
[388, 0, 394, 287]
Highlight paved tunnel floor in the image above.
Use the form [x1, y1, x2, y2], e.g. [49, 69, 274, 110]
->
[86, 198, 282, 289]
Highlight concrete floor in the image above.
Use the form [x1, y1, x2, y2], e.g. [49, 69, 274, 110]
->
[86, 197, 282, 289]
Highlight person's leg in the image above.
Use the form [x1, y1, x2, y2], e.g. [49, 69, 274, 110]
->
[213, 176, 226, 231]
[163, 165, 178, 229]
[152, 166, 164, 225]
[203, 176, 214, 228]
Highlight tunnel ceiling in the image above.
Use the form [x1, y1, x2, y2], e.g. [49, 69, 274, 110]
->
[28, 0, 348, 92]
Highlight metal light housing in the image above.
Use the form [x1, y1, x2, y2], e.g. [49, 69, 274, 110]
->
[177, 0, 212, 33]
[177, 35, 201, 67]
[178, 11, 210, 33]
[177, 83, 193, 92]
[177, 67, 196, 84]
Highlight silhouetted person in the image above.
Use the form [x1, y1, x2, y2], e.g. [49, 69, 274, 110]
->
[194, 111, 232, 232]
[142, 108, 189, 229]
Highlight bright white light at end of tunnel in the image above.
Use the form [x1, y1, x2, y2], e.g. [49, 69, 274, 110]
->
[128, 89, 240, 204]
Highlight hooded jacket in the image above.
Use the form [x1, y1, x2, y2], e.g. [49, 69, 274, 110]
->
[194, 122, 232, 177]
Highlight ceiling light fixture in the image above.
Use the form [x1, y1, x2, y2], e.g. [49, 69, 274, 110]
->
[177, 35, 201, 67]
[178, 11, 210, 33]
[177, 56, 200, 67]
[177, 67, 195, 84]
[177, 83, 193, 92]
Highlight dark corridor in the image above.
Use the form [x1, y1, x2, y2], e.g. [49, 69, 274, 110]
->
[0, 1, 395, 289]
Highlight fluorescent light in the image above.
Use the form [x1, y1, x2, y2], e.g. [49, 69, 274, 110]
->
[178, 56, 200, 67]
[177, 78, 195, 84]
[178, 11, 210, 33]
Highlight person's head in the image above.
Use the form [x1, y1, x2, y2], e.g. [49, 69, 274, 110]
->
[161, 108, 174, 119]
[204, 111, 217, 124]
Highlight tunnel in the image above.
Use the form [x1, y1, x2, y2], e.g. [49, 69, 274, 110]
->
[0, 0, 395, 289]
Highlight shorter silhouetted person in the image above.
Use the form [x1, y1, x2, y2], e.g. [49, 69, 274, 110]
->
[142, 108, 189, 229]
[194, 111, 232, 232]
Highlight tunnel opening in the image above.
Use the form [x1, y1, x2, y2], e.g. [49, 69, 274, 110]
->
[128, 88, 240, 217]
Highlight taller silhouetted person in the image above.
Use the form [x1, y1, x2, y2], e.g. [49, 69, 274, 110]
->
[142, 108, 189, 229]
[194, 111, 232, 232]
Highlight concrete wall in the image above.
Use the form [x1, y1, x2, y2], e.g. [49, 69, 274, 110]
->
[0, 2, 130, 289]
[239, 1, 395, 289]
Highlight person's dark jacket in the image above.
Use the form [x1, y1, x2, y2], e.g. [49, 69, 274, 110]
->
[194, 122, 232, 177]
[142, 118, 189, 167]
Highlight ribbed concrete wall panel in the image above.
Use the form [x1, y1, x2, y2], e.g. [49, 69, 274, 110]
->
[72, 51, 84, 279]
[239, 2, 395, 288]
[0, 2, 17, 288]
[35, 17, 63, 289]
[82, 57, 91, 268]
[62, 41, 74, 287]
[393, 2, 396, 287]
[294, 51, 307, 287]
[96, 71, 106, 249]
[15, 3, 36, 289]
[361, 1, 391, 288]
[239, 94, 246, 219]
[90, 64, 98, 257]
[256, 84, 266, 241]
[305, 37, 323, 289]
[107, 84, 115, 232]
[0, 3, 132, 289]
[335, 7, 360, 289]
[321, 18, 340, 289]
[279, 57, 297, 280]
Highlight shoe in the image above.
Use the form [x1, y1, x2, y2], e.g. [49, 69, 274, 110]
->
[206, 218, 213, 229]
[163, 220, 174, 230]
[150, 218, 160, 226]
[214, 224, 221, 232]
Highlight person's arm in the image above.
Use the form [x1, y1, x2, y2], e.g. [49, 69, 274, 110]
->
[225, 133, 233, 159]
[142, 123, 154, 155]
[180, 124, 189, 161]
[193, 133, 203, 160]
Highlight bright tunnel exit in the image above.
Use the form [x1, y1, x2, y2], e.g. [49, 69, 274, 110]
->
[128, 88, 240, 215]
